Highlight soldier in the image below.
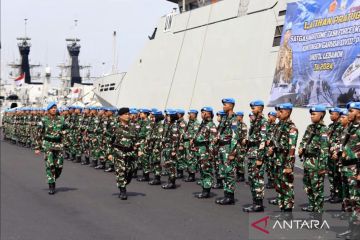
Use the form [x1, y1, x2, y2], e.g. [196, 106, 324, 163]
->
[80, 107, 91, 164]
[176, 109, 187, 179]
[184, 109, 200, 182]
[108, 107, 137, 200]
[103, 107, 118, 172]
[215, 98, 237, 205]
[94, 107, 107, 170]
[193, 107, 217, 198]
[161, 110, 180, 189]
[213, 110, 226, 189]
[268, 103, 298, 213]
[137, 109, 152, 181]
[336, 102, 360, 240]
[243, 100, 268, 212]
[233, 111, 247, 182]
[69, 106, 83, 163]
[34, 102, 66, 195]
[129, 108, 140, 178]
[60, 107, 71, 160]
[326, 107, 343, 204]
[265, 111, 277, 189]
[298, 105, 329, 213]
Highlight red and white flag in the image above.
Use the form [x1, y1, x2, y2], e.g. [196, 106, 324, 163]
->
[15, 73, 25, 86]
[71, 88, 81, 98]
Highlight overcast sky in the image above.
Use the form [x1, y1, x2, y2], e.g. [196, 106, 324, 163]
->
[1, 0, 176, 82]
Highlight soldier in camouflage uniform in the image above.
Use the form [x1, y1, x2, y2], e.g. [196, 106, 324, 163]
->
[268, 103, 298, 213]
[80, 107, 91, 164]
[69, 106, 83, 163]
[92, 107, 107, 169]
[103, 107, 117, 172]
[108, 107, 137, 200]
[215, 98, 238, 205]
[129, 109, 140, 178]
[193, 107, 217, 198]
[136, 109, 153, 181]
[60, 107, 71, 160]
[184, 109, 200, 182]
[35, 102, 66, 195]
[336, 102, 360, 240]
[175, 109, 187, 179]
[161, 110, 180, 189]
[233, 111, 247, 182]
[299, 105, 329, 213]
[326, 107, 344, 204]
[88, 107, 101, 168]
[213, 110, 226, 189]
[265, 111, 277, 189]
[243, 100, 268, 212]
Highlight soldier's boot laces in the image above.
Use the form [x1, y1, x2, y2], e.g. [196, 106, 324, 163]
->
[176, 169, 184, 179]
[197, 188, 211, 199]
[137, 173, 150, 182]
[212, 178, 223, 189]
[184, 173, 196, 182]
[215, 192, 235, 205]
[162, 178, 176, 189]
[148, 175, 161, 185]
[118, 187, 127, 200]
[48, 183, 56, 195]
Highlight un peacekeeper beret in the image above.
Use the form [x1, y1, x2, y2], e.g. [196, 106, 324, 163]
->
[340, 109, 349, 116]
[188, 109, 198, 114]
[222, 98, 235, 104]
[167, 110, 177, 115]
[216, 110, 226, 116]
[139, 108, 151, 113]
[118, 107, 130, 116]
[235, 111, 244, 116]
[46, 101, 57, 111]
[279, 102, 293, 110]
[201, 106, 213, 113]
[153, 110, 163, 115]
[250, 100, 264, 107]
[329, 107, 342, 113]
[164, 108, 174, 114]
[309, 105, 326, 113]
[105, 107, 117, 112]
[129, 109, 138, 114]
[347, 101, 360, 110]
[59, 106, 69, 112]
[176, 109, 185, 114]
[268, 111, 277, 117]
[151, 108, 158, 112]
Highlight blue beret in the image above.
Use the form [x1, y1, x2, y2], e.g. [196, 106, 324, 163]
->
[176, 109, 185, 114]
[201, 107, 213, 113]
[309, 105, 326, 113]
[130, 109, 138, 114]
[222, 98, 235, 104]
[46, 102, 57, 111]
[152, 110, 163, 115]
[165, 108, 174, 114]
[329, 107, 342, 113]
[347, 102, 360, 110]
[216, 110, 226, 116]
[188, 109, 198, 114]
[235, 111, 244, 116]
[139, 108, 151, 113]
[340, 109, 349, 116]
[250, 100, 264, 107]
[268, 111, 277, 117]
[167, 110, 177, 115]
[278, 103, 293, 110]
[151, 108, 158, 112]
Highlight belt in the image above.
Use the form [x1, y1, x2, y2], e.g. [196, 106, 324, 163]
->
[343, 159, 358, 166]
[114, 145, 133, 153]
[194, 141, 208, 147]
[219, 140, 231, 146]
[44, 136, 61, 143]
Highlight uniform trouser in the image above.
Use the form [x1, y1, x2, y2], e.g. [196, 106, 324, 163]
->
[114, 152, 136, 188]
[341, 165, 360, 222]
[176, 148, 187, 171]
[198, 146, 213, 189]
[218, 144, 236, 193]
[265, 155, 275, 182]
[234, 147, 246, 175]
[163, 148, 176, 179]
[250, 160, 265, 201]
[186, 146, 198, 174]
[328, 158, 342, 197]
[274, 164, 295, 209]
[44, 149, 64, 184]
[150, 150, 162, 176]
[303, 168, 325, 212]
[138, 144, 151, 174]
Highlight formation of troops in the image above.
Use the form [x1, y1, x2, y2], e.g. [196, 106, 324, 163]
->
[2, 99, 360, 239]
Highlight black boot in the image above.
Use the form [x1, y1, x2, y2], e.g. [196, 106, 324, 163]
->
[212, 178, 223, 189]
[197, 188, 211, 199]
[301, 205, 314, 212]
[89, 159, 97, 167]
[268, 198, 278, 205]
[243, 199, 264, 212]
[64, 152, 70, 160]
[330, 194, 342, 204]
[132, 168, 138, 178]
[149, 175, 161, 185]
[266, 180, 275, 189]
[73, 155, 81, 163]
[237, 173, 245, 182]
[184, 172, 196, 182]
[95, 159, 105, 169]
[68, 154, 75, 161]
[176, 169, 184, 179]
[104, 165, 114, 172]
[162, 178, 176, 189]
[118, 187, 127, 200]
[137, 172, 150, 182]
[215, 191, 235, 205]
[48, 183, 55, 195]
[55, 168, 62, 179]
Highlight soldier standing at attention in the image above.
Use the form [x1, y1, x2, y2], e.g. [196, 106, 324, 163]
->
[265, 111, 277, 189]
[35, 102, 66, 195]
[108, 108, 137, 200]
[175, 109, 187, 179]
[243, 100, 268, 212]
[212, 110, 226, 189]
[298, 105, 329, 213]
[137, 109, 152, 182]
[184, 109, 200, 182]
[215, 98, 237, 205]
[233, 111, 247, 182]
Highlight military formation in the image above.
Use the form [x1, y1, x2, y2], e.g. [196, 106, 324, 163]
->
[2, 99, 360, 239]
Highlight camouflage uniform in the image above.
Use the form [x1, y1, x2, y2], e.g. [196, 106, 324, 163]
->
[234, 121, 247, 180]
[300, 122, 329, 212]
[176, 117, 188, 177]
[80, 111, 91, 163]
[265, 121, 277, 187]
[184, 118, 200, 179]
[137, 116, 153, 177]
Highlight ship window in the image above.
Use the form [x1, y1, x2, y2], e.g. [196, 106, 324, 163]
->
[272, 25, 284, 47]
[100, 89, 104, 92]
[104, 88, 109, 91]
[105, 84, 109, 87]
[109, 87, 115, 91]
[110, 83, 115, 86]
[279, 10, 286, 16]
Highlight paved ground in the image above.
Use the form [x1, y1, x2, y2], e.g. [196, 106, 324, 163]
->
[1, 140, 344, 240]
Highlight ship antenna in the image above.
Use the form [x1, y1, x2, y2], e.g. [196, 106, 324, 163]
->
[24, 18, 28, 38]
[74, 19, 78, 42]
[112, 31, 117, 74]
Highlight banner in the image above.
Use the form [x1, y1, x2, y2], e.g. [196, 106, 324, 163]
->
[269, 0, 360, 107]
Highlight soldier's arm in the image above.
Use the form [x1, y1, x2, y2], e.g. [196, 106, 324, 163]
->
[319, 126, 330, 170]
[299, 125, 311, 150]
[285, 125, 298, 169]
[257, 120, 268, 163]
[208, 123, 218, 154]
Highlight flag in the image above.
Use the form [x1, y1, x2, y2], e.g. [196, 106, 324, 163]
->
[71, 88, 81, 98]
[15, 73, 25, 86]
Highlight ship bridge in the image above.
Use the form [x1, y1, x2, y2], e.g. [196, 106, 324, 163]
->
[167, 0, 224, 12]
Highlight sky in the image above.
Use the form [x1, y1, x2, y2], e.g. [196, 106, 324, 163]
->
[1, 0, 176, 83]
